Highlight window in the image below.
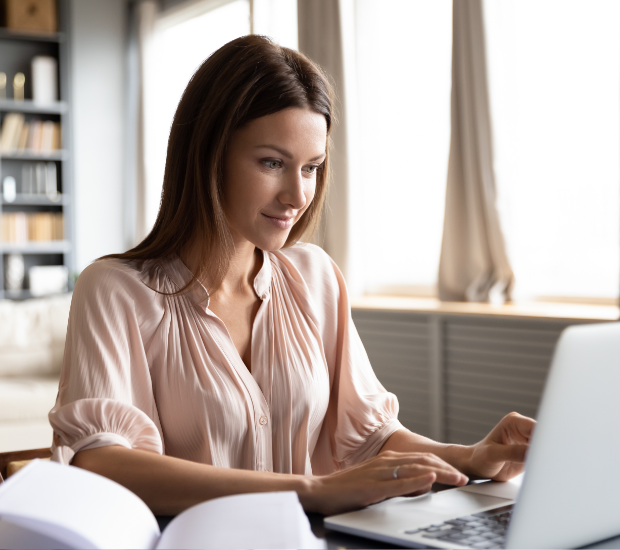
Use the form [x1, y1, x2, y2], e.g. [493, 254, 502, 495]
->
[484, 0, 620, 301]
[352, 0, 452, 296]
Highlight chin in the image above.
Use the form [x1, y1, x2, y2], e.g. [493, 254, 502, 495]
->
[253, 233, 291, 252]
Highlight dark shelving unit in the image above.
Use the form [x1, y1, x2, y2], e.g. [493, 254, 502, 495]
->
[0, 0, 73, 299]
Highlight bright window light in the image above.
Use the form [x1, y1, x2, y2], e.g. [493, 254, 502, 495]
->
[144, 0, 251, 233]
[253, 0, 298, 50]
[484, 0, 620, 301]
[353, 0, 452, 295]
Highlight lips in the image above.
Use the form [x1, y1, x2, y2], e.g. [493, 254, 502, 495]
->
[262, 213, 294, 230]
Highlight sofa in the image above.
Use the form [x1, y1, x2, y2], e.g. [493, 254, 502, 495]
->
[0, 295, 71, 452]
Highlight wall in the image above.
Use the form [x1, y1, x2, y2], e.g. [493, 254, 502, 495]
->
[70, 0, 127, 272]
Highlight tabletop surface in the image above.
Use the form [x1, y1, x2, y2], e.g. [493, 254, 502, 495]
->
[154, 481, 620, 550]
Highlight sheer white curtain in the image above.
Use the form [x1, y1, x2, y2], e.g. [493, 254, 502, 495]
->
[437, 0, 514, 303]
[484, 0, 620, 302]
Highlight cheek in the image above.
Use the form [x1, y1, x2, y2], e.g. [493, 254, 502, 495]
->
[225, 163, 268, 213]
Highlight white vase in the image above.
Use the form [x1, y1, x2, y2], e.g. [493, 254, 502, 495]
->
[6, 253, 25, 295]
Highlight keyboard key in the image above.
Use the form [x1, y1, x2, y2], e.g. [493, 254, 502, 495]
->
[468, 521, 486, 528]
[462, 528, 482, 536]
[404, 528, 422, 534]
[466, 536, 487, 543]
[422, 531, 451, 539]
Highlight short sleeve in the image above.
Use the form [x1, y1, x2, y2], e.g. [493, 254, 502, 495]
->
[278, 245, 404, 474]
[48, 260, 165, 465]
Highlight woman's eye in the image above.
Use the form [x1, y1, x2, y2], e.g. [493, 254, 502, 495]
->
[304, 165, 319, 174]
[264, 160, 281, 170]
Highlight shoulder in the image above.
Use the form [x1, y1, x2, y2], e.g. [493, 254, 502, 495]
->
[73, 258, 159, 311]
[75, 258, 144, 292]
[272, 243, 346, 324]
[275, 243, 341, 290]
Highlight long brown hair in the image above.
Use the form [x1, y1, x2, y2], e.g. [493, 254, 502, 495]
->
[107, 35, 334, 291]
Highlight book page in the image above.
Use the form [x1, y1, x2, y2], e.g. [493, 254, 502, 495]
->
[0, 518, 72, 550]
[156, 491, 325, 549]
[0, 459, 160, 549]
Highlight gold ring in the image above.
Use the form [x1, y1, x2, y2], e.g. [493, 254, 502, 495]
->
[393, 465, 400, 479]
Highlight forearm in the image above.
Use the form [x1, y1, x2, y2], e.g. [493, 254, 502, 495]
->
[379, 429, 474, 475]
[73, 446, 312, 516]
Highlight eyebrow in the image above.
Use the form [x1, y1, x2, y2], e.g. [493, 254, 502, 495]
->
[255, 144, 326, 162]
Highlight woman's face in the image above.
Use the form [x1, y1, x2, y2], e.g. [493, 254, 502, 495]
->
[222, 107, 327, 252]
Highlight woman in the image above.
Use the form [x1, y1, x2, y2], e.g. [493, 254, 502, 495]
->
[50, 35, 534, 516]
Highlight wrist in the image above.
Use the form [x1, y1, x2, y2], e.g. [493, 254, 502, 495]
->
[444, 443, 475, 476]
[294, 473, 322, 513]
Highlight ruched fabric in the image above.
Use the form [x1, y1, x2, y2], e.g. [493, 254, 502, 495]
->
[49, 399, 163, 464]
[49, 245, 403, 474]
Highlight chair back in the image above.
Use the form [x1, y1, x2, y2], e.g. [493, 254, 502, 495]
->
[0, 447, 52, 482]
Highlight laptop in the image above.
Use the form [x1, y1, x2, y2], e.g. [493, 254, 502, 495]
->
[325, 321, 620, 549]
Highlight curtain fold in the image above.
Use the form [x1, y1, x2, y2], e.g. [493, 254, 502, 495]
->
[297, 0, 351, 283]
[437, 0, 514, 303]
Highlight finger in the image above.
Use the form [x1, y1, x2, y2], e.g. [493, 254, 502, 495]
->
[389, 463, 468, 486]
[378, 452, 462, 474]
[382, 472, 436, 500]
[498, 413, 536, 443]
[487, 443, 528, 464]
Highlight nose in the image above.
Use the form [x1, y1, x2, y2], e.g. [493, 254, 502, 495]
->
[278, 168, 309, 210]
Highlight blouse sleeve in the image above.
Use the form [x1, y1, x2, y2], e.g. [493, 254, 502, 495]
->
[279, 245, 404, 475]
[48, 260, 165, 465]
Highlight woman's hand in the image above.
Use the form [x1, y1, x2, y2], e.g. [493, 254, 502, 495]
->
[302, 450, 468, 516]
[466, 412, 536, 481]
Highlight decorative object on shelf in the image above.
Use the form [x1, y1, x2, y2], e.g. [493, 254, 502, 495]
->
[29, 265, 68, 296]
[32, 56, 58, 104]
[13, 73, 25, 101]
[2, 176, 16, 203]
[6, 0, 57, 34]
[5, 253, 25, 295]
[2, 176, 17, 203]
[0, 73, 6, 99]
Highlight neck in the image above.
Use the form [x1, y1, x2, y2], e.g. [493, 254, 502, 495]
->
[223, 241, 262, 294]
[180, 237, 261, 296]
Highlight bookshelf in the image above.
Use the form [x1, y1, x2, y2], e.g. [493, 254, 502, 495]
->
[0, 0, 73, 300]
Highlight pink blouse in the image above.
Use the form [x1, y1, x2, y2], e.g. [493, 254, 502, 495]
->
[49, 244, 402, 475]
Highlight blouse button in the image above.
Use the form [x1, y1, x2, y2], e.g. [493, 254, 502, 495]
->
[259, 415, 268, 426]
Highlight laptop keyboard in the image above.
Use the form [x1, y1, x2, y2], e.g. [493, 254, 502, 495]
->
[404, 504, 513, 549]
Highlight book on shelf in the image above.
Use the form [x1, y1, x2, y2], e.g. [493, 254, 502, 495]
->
[20, 161, 59, 199]
[0, 113, 61, 154]
[1, 212, 63, 243]
[0, 460, 324, 550]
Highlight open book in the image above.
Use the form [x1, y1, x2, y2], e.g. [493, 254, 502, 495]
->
[0, 460, 325, 549]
